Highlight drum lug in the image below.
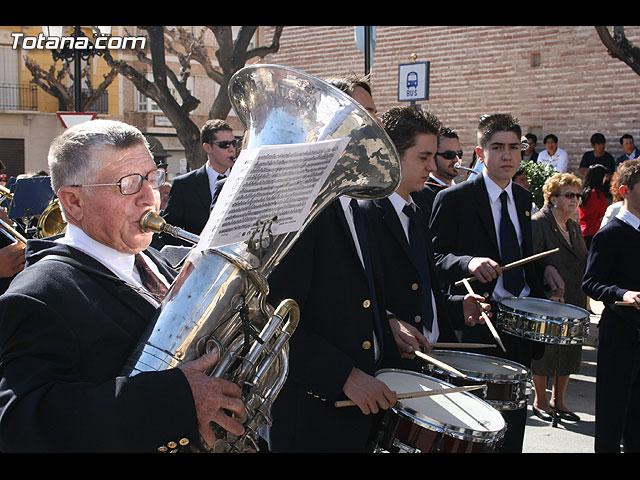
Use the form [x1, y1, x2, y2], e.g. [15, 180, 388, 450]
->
[392, 438, 422, 453]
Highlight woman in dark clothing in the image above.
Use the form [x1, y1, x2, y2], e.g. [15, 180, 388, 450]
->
[531, 173, 588, 423]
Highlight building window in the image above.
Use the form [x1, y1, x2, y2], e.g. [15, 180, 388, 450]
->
[530, 53, 541, 68]
[136, 73, 194, 112]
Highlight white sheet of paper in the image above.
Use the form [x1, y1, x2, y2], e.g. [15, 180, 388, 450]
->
[195, 137, 350, 251]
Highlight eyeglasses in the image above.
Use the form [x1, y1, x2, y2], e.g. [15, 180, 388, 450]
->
[437, 150, 463, 160]
[71, 168, 166, 195]
[211, 140, 237, 149]
[557, 192, 580, 199]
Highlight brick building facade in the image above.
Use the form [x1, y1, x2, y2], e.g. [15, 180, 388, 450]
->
[263, 26, 640, 173]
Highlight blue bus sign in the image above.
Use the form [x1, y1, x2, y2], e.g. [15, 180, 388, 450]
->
[398, 62, 429, 102]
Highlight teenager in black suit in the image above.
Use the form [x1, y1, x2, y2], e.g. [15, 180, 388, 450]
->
[0, 120, 246, 452]
[265, 76, 416, 453]
[583, 159, 640, 453]
[360, 108, 488, 359]
[429, 113, 563, 452]
[159, 119, 236, 246]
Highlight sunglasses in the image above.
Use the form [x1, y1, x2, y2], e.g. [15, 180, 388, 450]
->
[71, 168, 166, 196]
[557, 192, 580, 199]
[212, 140, 237, 149]
[437, 150, 463, 160]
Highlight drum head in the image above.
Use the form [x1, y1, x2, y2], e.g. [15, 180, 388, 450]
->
[375, 369, 505, 441]
[427, 350, 529, 380]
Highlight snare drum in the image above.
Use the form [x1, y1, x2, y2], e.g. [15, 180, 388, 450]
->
[496, 297, 590, 345]
[370, 369, 505, 453]
[422, 350, 531, 410]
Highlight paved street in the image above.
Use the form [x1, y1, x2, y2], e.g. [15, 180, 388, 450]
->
[522, 307, 600, 453]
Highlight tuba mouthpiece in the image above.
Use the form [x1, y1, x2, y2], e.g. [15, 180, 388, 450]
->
[139, 210, 166, 234]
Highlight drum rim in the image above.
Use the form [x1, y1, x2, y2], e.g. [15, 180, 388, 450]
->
[427, 350, 531, 381]
[375, 368, 506, 442]
[498, 296, 590, 323]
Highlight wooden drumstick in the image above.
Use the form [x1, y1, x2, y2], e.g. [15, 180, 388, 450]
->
[454, 248, 560, 287]
[334, 384, 486, 408]
[430, 342, 496, 349]
[461, 277, 507, 353]
[414, 350, 469, 379]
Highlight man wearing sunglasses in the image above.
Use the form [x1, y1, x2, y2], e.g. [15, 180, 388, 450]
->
[0, 120, 246, 452]
[412, 127, 462, 219]
[159, 119, 237, 246]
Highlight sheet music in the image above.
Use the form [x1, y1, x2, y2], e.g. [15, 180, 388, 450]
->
[195, 137, 350, 251]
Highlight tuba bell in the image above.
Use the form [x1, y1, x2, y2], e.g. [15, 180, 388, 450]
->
[123, 65, 401, 452]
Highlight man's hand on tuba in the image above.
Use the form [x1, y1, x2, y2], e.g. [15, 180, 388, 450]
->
[179, 346, 247, 448]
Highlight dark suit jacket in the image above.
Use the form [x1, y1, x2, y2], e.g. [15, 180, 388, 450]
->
[359, 197, 464, 341]
[266, 200, 402, 452]
[411, 176, 447, 222]
[158, 164, 212, 246]
[583, 216, 640, 329]
[429, 174, 546, 365]
[0, 239, 197, 452]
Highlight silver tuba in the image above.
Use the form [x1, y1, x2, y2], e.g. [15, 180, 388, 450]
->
[123, 65, 401, 452]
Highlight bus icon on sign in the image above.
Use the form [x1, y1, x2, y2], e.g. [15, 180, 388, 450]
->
[407, 71, 418, 89]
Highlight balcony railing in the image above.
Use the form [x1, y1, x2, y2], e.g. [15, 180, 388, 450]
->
[0, 83, 38, 111]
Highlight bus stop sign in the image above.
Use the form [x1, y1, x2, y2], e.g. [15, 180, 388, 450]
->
[398, 62, 430, 102]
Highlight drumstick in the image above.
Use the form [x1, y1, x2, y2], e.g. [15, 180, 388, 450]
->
[430, 342, 496, 349]
[615, 301, 639, 307]
[334, 384, 486, 408]
[414, 350, 469, 379]
[454, 248, 560, 287]
[462, 277, 507, 353]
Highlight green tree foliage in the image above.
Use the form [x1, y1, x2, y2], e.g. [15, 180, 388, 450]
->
[520, 161, 557, 208]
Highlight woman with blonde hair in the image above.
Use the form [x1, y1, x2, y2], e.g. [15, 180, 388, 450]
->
[530, 172, 588, 423]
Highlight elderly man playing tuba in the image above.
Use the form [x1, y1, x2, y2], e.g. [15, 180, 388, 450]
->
[0, 120, 246, 453]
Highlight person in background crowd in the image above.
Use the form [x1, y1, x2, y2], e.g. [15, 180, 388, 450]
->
[537, 134, 568, 173]
[615, 134, 640, 170]
[522, 133, 539, 163]
[579, 133, 615, 178]
[578, 164, 609, 249]
[601, 165, 624, 228]
[530, 173, 587, 423]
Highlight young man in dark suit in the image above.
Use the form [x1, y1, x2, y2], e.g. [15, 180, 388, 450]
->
[265, 76, 417, 453]
[360, 108, 488, 359]
[0, 120, 246, 452]
[583, 159, 640, 453]
[159, 119, 236, 246]
[429, 113, 563, 452]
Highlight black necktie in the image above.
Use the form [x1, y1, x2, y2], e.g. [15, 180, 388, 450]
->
[350, 199, 383, 358]
[499, 191, 525, 296]
[402, 204, 434, 331]
[135, 254, 169, 301]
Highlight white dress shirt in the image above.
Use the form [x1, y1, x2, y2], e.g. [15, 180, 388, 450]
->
[482, 171, 530, 301]
[56, 223, 170, 306]
[537, 148, 569, 173]
[616, 205, 640, 230]
[205, 164, 230, 200]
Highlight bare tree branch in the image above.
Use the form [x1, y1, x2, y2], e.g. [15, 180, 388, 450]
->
[595, 26, 640, 76]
